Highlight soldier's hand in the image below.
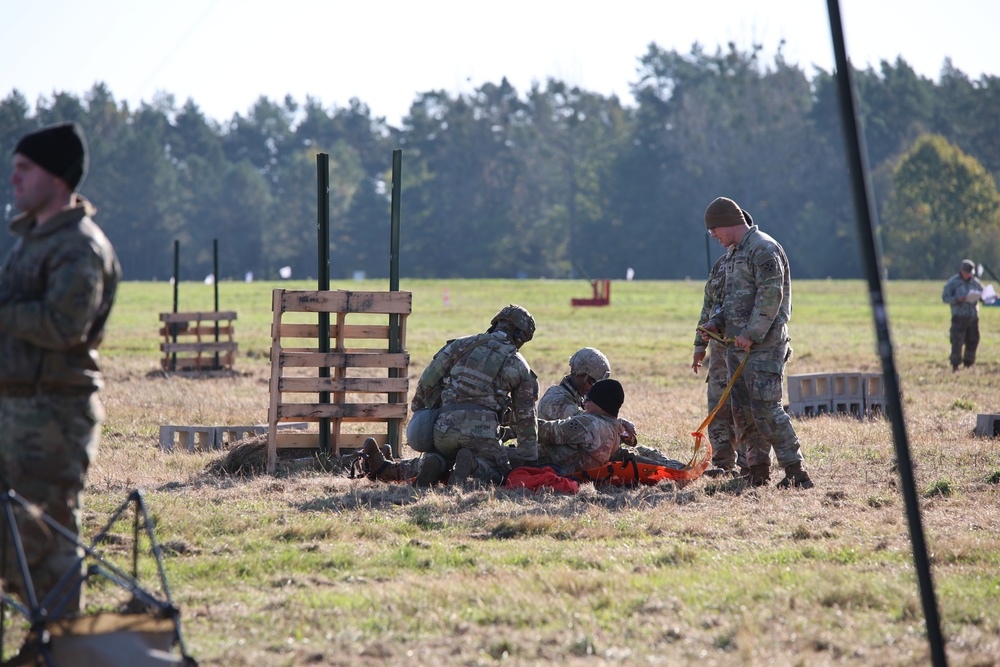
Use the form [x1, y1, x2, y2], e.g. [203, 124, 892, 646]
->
[734, 334, 753, 351]
[692, 348, 707, 374]
[619, 418, 637, 446]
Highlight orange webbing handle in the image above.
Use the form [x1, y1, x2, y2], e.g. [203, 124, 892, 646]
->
[685, 347, 750, 479]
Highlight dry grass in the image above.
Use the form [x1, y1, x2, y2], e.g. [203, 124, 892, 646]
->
[16, 279, 999, 666]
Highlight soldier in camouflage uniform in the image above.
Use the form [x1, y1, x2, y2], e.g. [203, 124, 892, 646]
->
[941, 259, 984, 371]
[699, 197, 813, 489]
[693, 248, 744, 474]
[536, 379, 625, 475]
[411, 304, 539, 487]
[537, 347, 611, 420]
[1, 123, 121, 613]
[537, 347, 683, 468]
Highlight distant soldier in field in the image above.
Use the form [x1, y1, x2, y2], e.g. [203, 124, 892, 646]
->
[536, 379, 626, 475]
[941, 259, 984, 371]
[692, 215, 748, 476]
[699, 196, 813, 489]
[1, 122, 121, 613]
[408, 304, 539, 488]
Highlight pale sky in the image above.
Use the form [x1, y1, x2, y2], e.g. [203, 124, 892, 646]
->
[2, 0, 996, 128]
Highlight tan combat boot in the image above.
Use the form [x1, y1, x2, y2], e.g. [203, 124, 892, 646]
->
[362, 438, 401, 481]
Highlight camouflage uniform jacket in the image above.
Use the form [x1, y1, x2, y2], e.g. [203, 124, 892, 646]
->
[537, 412, 621, 474]
[942, 273, 983, 318]
[694, 252, 728, 348]
[707, 225, 791, 350]
[411, 330, 538, 454]
[0, 196, 121, 392]
[537, 376, 583, 420]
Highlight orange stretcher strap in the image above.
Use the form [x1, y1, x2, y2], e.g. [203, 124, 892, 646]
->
[686, 345, 750, 479]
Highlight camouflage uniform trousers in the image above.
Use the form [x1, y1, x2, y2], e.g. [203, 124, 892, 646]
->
[949, 316, 980, 368]
[0, 393, 102, 613]
[725, 343, 804, 470]
[432, 408, 511, 479]
[706, 339, 744, 470]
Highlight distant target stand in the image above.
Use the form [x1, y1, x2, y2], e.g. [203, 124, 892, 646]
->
[570, 264, 611, 307]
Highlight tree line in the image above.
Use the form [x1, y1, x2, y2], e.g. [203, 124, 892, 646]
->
[2, 43, 998, 282]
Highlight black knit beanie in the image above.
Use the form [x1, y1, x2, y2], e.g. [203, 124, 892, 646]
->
[586, 379, 625, 418]
[13, 122, 89, 190]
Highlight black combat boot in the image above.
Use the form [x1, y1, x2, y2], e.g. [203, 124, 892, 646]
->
[747, 464, 771, 487]
[415, 453, 447, 487]
[776, 462, 814, 489]
[449, 449, 503, 488]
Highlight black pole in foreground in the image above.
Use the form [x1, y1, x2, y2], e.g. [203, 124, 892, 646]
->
[213, 238, 220, 370]
[388, 149, 403, 457]
[171, 240, 180, 372]
[317, 154, 331, 455]
[825, 2, 947, 664]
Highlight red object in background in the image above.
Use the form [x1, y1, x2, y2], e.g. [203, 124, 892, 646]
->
[571, 279, 611, 307]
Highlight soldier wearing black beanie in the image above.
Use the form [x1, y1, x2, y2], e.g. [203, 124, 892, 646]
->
[2, 120, 120, 616]
[13, 122, 89, 190]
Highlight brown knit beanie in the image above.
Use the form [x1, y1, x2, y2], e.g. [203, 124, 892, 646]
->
[704, 197, 747, 229]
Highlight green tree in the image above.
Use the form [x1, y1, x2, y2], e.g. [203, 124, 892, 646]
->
[882, 134, 1000, 278]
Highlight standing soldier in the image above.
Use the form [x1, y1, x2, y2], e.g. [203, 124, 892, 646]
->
[692, 229, 745, 476]
[409, 304, 539, 487]
[1, 122, 121, 613]
[941, 259, 984, 371]
[699, 196, 813, 489]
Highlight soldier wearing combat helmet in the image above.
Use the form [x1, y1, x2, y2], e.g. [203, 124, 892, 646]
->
[396, 304, 539, 488]
[538, 347, 610, 420]
[698, 196, 813, 489]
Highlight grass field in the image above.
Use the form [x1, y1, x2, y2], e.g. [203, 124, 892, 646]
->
[12, 278, 1000, 666]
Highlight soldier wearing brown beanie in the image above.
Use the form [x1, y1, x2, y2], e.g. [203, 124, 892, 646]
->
[698, 196, 813, 489]
[2, 122, 121, 614]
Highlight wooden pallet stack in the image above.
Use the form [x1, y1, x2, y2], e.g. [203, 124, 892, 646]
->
[266, 289, 411, 473]
[159, 311, 237, 373]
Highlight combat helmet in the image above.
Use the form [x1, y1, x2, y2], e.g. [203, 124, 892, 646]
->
[489, 304, 536, 347]
[568, 347, 611, 382]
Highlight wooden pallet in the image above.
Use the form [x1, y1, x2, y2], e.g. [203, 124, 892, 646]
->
[267, 289, 411, 473]
[160, 311, 237, 373]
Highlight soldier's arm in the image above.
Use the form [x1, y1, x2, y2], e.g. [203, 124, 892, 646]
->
[942, 279, 959, 304]
[538, 415, 587, 448]
[0, 241, 106, 350]
[742, 250, 784, 342]
[410, 339, 459, 411]
[510, 369, 539, 459]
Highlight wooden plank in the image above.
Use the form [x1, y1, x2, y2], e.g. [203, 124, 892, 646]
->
[277, 403, 407, 420]
[267, 289, 284, 474]
[279, 377, 408, 393]
[275, 431, 387, 450]
[279, 351, 408, 369]
[161, 342, 238, 354]
[279, 290, 412, 315]
[160, 325, 235, 337]
[160, 311, 237, 323]
[276, 323, 390, 340]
